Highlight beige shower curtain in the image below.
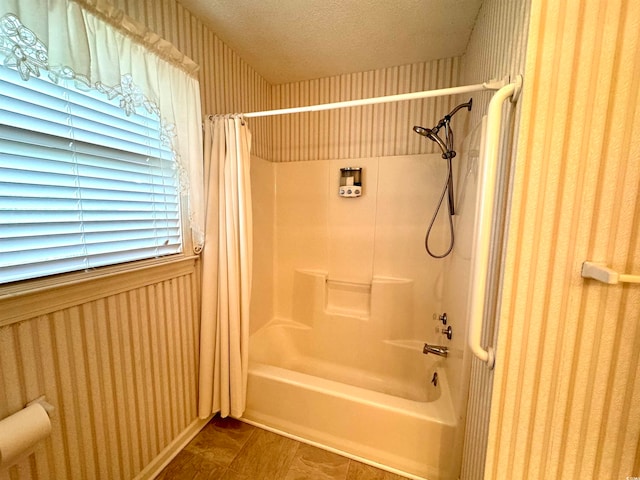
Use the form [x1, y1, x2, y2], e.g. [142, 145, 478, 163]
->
[198, 115, 253, 419]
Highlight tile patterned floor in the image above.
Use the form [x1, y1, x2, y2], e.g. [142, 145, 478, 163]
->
[157, 416, 408, 480]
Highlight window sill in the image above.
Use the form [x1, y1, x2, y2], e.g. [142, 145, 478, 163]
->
[0, 255, 200, 327]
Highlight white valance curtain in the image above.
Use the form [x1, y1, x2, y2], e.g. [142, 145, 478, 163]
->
[198, 115, 253, 419]
[0, 0, 205, 249]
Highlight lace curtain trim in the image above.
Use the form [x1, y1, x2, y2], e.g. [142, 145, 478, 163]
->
[70, 0, 199, 77]
[0, 12, 190, 196]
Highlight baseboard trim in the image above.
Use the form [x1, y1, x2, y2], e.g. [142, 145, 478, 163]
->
[133, 416, 212, 480]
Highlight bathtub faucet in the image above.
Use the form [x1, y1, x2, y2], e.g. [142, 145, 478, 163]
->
[423, 344, 448, 357]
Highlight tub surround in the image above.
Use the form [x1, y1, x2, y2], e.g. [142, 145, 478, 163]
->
[246, 131, 484, 478]
[272, 154, 449, 344]
[245, 290, 456, 478]
[244, 364, 457, 480]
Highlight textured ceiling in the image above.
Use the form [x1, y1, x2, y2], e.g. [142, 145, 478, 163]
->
[178, 0, 483, 84]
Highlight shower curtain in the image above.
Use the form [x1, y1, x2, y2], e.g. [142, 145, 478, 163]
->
[198, 115, 253, 419]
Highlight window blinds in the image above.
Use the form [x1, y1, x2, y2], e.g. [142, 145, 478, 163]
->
[0, 66, 182, 284]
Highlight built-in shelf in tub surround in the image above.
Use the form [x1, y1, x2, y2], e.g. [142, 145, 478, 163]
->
[326, 279, 371, 319]
[291, 270, 414, 331]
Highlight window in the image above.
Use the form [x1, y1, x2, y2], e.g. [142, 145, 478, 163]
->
[0, 65, 183, 284]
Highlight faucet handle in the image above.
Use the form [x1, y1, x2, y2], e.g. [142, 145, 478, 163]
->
[441, 325, 452, 340]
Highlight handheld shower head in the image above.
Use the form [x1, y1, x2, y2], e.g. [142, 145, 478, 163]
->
[413, 125, 449, 157]
[414, 98, 473, 258]
[413, 98, 473, 159]
[413, 125, 431, 137]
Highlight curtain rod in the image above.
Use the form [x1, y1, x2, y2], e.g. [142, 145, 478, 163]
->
[242, 79, 506, 118]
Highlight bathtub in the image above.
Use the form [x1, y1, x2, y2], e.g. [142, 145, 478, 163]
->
[242, 319, 459, 480]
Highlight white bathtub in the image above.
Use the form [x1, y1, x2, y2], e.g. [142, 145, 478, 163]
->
[243, 320, 459, 480]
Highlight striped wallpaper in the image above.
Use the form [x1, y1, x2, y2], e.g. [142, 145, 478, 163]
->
[98, 2, 640, 479]
[104, 1, 465, 164]
[458, 0, 531, 479]
[0, 260, 200, 480]
[270, 57, 461, 162]
[111, 0, 272, 159]
[0, 1, 266, 478]
[2, 1, 637, 480]
[486, 0, 640, 479]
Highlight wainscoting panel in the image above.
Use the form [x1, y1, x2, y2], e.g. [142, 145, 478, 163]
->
[0, 260, 200, 480]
